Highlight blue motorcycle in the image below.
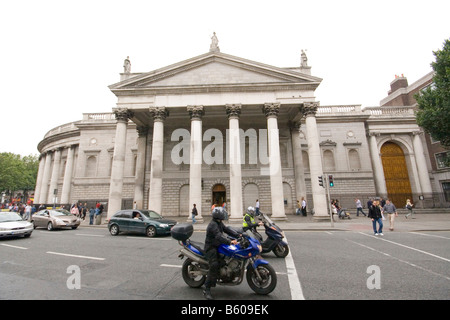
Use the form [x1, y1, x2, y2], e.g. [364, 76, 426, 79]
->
[171, 223, 277, 295]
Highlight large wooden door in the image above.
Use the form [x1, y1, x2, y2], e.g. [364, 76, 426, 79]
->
[380, 142, 412, 207]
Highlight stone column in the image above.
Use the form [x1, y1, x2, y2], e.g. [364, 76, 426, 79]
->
[226, 104, 244, 221]
[300, 102, 328, 220]
[368, 132, 387, 197]
[39, 151, 53, 204]
[262, 103, 286, 220]
[107, 108, 133, 220]
[47, 148, 62, 204]
[61, 145, 76, 204]
[33, 153, 46, 205]
[187, 106, 204, 223]
[412, 131, 433, 202]
[134, 126, 149, 209]
[289, 121, 307, 203]
[148, 107, 168, 214]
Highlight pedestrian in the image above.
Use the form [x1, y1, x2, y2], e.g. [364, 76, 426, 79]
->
[355, 198, 367, 217]
[89, 207, 95, 225]
[405, 199, 414, 219]
[255, 199, 260, 216]
[368, 199, 383, 236]
[296, 200, 301, 215]
[70, 204, 79, 216]
[301, 197, 307, 216]
[203, 207, 240, 300]
[382, 199, 398, 231]
[24, 204, 32, 221]
[82, 203, 88, 220]
[191, 203, 198, 224]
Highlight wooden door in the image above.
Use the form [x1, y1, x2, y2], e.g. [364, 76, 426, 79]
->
[380, 142, 412, 207]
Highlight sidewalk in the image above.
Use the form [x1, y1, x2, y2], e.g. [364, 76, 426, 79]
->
[81, 212, 450, 233]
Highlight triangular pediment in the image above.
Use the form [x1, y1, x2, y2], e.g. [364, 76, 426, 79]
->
[109, 52, 322, 92]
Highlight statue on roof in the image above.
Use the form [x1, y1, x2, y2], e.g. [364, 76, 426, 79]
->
[210, 32, 220, 52]
[301, 50, 308, 67]
[123, 56, 131, 73]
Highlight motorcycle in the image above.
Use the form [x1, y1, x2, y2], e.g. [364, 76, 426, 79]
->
[252, 211, 289, 258]
[171, 223, 277, 295]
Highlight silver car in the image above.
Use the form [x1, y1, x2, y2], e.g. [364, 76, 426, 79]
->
[32, 209, 81, 231]
[0, 211, 33, 238]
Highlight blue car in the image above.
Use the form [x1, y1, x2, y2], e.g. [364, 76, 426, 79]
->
[108, 209, 177, 237]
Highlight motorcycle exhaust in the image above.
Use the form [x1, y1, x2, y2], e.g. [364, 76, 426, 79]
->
[180, 248, 208, 265]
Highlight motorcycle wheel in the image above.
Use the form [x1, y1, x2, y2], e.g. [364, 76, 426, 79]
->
[273, 243, 289, 258]
[182, 258, 206, 288]
[246, 264, 277, 295]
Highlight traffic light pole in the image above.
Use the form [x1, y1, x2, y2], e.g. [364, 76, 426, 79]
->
[324, 174, 334, 228]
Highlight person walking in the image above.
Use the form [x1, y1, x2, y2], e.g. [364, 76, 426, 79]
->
[382, 199, 398, 231]
[255, 199, 260, 216]
[355, 198, 367, 217]
[301, 197, 307, 216]
[368, 199, 383, 236]
[89, 207, 95, 225]
[405, 199, 414, 219]
[191, 203, 198, 224]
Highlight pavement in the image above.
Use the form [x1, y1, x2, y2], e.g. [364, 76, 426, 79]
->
[81, 211, 450, 233]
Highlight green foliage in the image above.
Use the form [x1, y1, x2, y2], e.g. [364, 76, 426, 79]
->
[0, 153, 39, 194]
[415, 38, 450, 147]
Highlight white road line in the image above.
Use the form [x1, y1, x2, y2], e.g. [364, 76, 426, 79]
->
[283, 236, 305, 300]
[126, 236, 172, 240]
[160, 264, 182, 268]
[413, 232, 450, 240]
[75, 233, 105, 237]
[46, 251, 105, 261]
[1, 243, 28, 250]
[358, 232, 450, 263]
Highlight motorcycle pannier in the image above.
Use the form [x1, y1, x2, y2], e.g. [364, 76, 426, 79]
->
[171, 223, 193, 241]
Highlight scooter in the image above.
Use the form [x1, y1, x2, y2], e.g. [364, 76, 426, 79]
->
[253, 211, 290, 258]
[171, 223, 277, 295]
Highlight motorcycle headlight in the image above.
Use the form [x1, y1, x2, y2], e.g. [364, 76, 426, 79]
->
[257, 244, 262, 253]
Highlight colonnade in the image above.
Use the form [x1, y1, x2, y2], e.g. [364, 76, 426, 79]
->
[106, 102, 330, 221]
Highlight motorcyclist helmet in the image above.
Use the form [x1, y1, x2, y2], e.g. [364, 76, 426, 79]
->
[246, 206, 256, 217]
[212, 207, 228, 221]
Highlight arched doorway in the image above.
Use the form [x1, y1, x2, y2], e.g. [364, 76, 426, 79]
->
[212, 184, 226, 207]
[380, 142, 412, 207]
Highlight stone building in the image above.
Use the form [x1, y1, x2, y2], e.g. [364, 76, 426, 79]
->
[34, 37, 445, 221]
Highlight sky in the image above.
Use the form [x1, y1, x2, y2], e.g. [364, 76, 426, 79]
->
[0, 0, 449, 157]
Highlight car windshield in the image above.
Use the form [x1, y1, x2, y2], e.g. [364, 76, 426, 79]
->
[0, 212, 23, 222]
[50, 209, 72, 217]
[139, 210, 162, 219]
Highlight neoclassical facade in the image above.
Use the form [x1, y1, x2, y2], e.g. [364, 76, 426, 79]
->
[34, 38, 444, 221]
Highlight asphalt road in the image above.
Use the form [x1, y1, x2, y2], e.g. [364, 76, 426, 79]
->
[1, 226, 449, 300]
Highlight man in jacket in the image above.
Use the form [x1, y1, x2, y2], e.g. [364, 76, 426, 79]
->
[203, 207, 240, 300]
[368, 199, 383, 236]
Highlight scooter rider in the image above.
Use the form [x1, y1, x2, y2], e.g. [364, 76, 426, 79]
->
[243, 206, 263, 232]
[203, 207, 240, 300]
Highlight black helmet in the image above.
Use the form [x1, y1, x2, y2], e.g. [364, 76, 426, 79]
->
[212, 207, 228, 221]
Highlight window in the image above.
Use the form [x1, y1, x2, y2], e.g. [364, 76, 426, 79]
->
[348, 149, 361, 170]
[86, 156, 97, 177]
[443, 182, 450, 202]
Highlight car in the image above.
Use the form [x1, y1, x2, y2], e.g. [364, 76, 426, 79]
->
[0, 211, 33, 238]
[32, 209, 81, 231]
[108, 209, 177, 237]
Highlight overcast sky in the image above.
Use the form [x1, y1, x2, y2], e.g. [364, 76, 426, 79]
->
[1, 0, 448, 157]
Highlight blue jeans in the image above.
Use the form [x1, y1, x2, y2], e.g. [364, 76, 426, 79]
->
[192, 214, 196, 224]
[372, 218, 383, 234]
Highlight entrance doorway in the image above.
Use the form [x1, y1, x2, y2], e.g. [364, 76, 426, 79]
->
[212, 184, 226, 207]
[380, 142, 412, 207]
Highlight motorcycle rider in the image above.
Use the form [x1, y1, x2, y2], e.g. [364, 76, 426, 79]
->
[203, 206, 240, 300]
[243, 206, 264, 239]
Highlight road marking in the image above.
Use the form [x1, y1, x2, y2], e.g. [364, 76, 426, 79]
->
[126, 236, 172, 240]
[160, 264, 182, 268]
[75, 233, 105, 237]
[359, 232, 450, 263]
[46, 251, 105, 261]
[413, 232, 450, 240]
[349, 237, 450, 281]
[283, 236, 305, 300]
[1, 243, 28, 250]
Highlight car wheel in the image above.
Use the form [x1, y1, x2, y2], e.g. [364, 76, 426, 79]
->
[47, 222, 54, 231]
[146, 226, 156, 237]
[110, 224, 120, 236]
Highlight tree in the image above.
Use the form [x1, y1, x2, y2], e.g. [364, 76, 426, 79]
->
[0, 153, 39, 201]
[415, 38, 450, 147]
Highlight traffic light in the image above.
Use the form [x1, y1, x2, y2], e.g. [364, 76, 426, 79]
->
[328, 175, 334, 187]
[318, 175, 323, 187]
